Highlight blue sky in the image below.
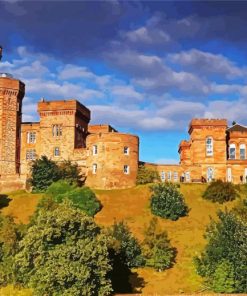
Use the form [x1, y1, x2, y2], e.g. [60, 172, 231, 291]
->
[1, 1, 247, 163]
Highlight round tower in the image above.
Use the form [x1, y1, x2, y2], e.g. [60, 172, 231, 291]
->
[86, 132, 139, 189]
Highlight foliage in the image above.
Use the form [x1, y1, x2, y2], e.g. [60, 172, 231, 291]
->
[136, 165, 161, 185]
[142, 217, 176, 271]
[150, 183, 189, 221]
[194, 210, 247, 293]
[107, 221, 144, 268]
[58, 160, 81, 185]
[45, 180, 101, 216]
[14, 201, 112, 296]
[202, 180, 239, 204]
[30, 157, 82, 192]
[29, 156, 61, 192]
[232, 198, 247, 223]
[0, 215, 26, 286]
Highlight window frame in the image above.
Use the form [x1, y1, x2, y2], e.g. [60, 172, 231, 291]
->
[161, 171, 165, 182]
[229, 143, 236, 160]
[124, 146, 129, 155]
[123, 165, 130, 174]
[206, 136, 213, 156]
[26, 149, 36, 161]
[52, 124, 62, 137]
[54, 147, 60, 157]
[240, 144, 246, 160]
[92, 163, 97, 174]
[92, 145, 98, 155]
[27, 131, 36, 144]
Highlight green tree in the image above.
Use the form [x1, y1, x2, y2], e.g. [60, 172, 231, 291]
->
[30, 155, 61, 192]
[107, 221, 144, 268]
[150, 183, 189, 221]
[202, 180, 239, 204]
[142, 217, 176, 271]
[136, 165, 160, 185]
[58, 160, 82, 185]
[14, 202, 112, 296]
[45, 180, 101, 216]
[195, 211, 247, 293]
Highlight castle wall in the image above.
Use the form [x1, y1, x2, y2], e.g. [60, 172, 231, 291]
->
[85, 133, 139, 189]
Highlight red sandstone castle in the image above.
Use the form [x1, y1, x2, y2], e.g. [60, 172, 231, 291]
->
[0, 75, 247, 192]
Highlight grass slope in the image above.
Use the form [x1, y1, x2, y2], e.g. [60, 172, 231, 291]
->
[0, 184, 241, 295]
[94, 183, 239, 294]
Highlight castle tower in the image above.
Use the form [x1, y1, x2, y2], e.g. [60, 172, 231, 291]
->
[0, 74, 25, 176]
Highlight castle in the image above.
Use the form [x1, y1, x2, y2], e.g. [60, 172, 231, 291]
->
[0, 74, 247, 192]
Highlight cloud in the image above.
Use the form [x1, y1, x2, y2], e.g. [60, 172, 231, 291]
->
[169, 49, 245, 79]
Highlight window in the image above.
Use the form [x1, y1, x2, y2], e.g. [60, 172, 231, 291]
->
[92, 163, 97, 174]
[206, 137, 213, 156]
[93, 145, 98, 155]
[27, 132, 36, 144]
[207, 167, 214, 182]
[227, 168, 232, 182]
[124, 146, 129, 155]
[26, 149, 36, 160]
[54, 147, 60, 156]
[52, 124, 62, 137]
[185, 171, 190, 182]
[167, 171, 172, 181]
[240, 144, 246, 160]
[161, 171, 165, 182]
[229, 143, 236, 159]
[174, 172, 178, 182]
[123, 165, 129, 174]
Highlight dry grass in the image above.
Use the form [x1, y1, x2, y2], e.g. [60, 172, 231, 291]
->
[94, 183, 240, 295]
[0, 185, 242, 295]
[1, 190, 43, 224]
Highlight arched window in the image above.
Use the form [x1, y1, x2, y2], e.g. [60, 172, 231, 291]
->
[229, 143, 236, 159]
[240, 144, 246, 160]
[206, 137, 213, 156]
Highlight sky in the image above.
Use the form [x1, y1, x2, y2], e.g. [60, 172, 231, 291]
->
[1, 1, 247, 163]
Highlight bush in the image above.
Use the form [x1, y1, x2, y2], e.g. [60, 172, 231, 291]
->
[202, 180, 239, 204]
[150, 183, 189, 221]
[30, 157, 82, 192]
[142, 218, 176, 271]
[136, 165, 160, 185]
[13, 201, 112, 296]
[45, 180, 101, 216]
[194, 210, 247, 293]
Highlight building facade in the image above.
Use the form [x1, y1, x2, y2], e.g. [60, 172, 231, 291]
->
[150, 119, 247, 184]
[1, 75, 247, 192]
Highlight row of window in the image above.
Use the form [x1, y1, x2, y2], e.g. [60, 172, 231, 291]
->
[26, 147, 60, 160]
[92, 145, 129, 155]
[160, 171, 190, 182]
[92, 164, 130, 174]
[26, 125, 62, 144]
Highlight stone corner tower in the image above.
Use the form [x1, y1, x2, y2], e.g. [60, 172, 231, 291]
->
[0, 74, 25, 177]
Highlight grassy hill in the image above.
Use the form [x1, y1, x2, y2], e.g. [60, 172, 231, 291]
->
[0, 184, 241, 295]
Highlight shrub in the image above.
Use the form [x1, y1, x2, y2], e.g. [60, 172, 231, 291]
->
[58, 160, 82, 185]
[194, 210, 247, 293]
[136, 165, 160, 185]
[45, 180, 101, 216]
[13, 201, 112, 296]
[202, 180, 239, 204]
[142, 218, 176, 271]
[150, 183, 189, 221]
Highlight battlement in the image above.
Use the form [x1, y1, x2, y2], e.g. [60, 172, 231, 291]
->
[178, 140, 190, 153]
[38, 99, 90, 121]
[189, 118, 227, 134]
[88, 124, 118, 134]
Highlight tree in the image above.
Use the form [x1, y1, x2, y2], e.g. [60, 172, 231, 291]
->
[150, 183, 189, 221]
[14, 202, 112, 296]
[107, 221, 144, 268]
[58, 160, 82, 185]
[29, 156, 61, 192]
[136, 165, 160, 185]
[194, 210, 247, 293]
[142, 218, 176, 271]
[45, 180, 101, 216]
[202, 180, 239, 204]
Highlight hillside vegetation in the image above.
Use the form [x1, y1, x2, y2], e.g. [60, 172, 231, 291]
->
[0, 184, 241, 295]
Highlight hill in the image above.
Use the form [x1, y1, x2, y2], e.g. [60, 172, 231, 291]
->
[0, 184, 241, 295]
